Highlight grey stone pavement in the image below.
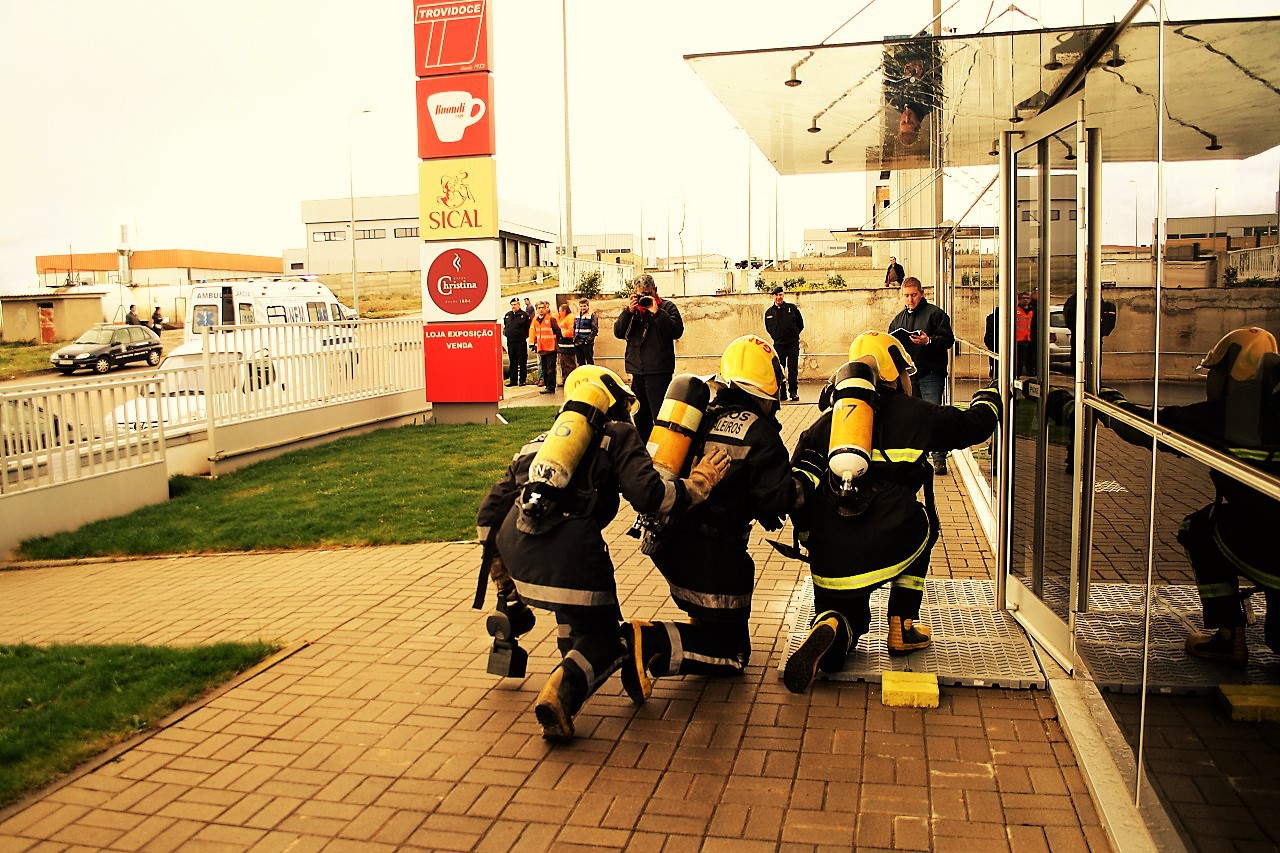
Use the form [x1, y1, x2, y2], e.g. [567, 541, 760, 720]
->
[0, 387, 1113, 851]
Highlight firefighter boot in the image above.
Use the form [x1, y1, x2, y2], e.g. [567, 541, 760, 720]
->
[784, 615, 841, 694]
[620, 620, 668, 705]
[534, 661, 587, 741]
[1185, 626, 1247, 666]
[887, 616, 932, 657]
[486, 597, 536, 678]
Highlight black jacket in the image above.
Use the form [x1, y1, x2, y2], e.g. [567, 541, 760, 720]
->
[885, 263, 905, 285]
[613, 297, 683, 375]
[764, 301, 804, 346]
[502, 309, 531, 340]
[889, 299, 954, 377]
[792, 386, 998, 587]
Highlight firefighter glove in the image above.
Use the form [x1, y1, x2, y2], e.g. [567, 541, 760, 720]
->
[969, 384, 1002, 418]
[685, 446, 731, 505]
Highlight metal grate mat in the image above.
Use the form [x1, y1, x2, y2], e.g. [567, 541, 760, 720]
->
[780, 578, 1046, 690]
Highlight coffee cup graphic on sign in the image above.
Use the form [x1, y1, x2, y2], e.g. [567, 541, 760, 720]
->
[427, 92, 486, 143]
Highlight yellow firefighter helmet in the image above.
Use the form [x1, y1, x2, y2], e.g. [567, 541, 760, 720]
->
[562, 364, 638, 417]
[1198, 327, 1278, 382]
[848, 330, 916, 390]
[718, 335, 783, 402]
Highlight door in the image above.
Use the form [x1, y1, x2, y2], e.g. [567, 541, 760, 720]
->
[1000, 96, 1092, 670]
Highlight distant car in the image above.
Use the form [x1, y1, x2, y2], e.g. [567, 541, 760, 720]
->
[50, 324, 163, 375]
[1048, 304, 1072, 368]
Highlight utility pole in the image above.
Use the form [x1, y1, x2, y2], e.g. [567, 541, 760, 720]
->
[561, 0, 574, 262]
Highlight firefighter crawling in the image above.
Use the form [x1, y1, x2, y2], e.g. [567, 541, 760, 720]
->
[783, 331, 1001, 693]
[475, 365, 729, 741]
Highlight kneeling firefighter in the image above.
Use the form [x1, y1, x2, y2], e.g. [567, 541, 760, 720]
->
[1045, 326, 1279, 666]
[783, 330, 1000, 694]
[475, 365, 729, 740]
[621, 335, 796, 703]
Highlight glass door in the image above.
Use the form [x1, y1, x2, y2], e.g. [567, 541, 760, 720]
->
[1000, 96, 1088, 670]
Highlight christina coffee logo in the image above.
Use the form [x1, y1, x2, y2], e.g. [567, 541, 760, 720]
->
[427, 248, 488, 314]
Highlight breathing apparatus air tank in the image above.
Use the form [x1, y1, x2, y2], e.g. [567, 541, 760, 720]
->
[520, 380, 613, 519]
[646, 374, 712, 479]
[827, 360, 878, 495]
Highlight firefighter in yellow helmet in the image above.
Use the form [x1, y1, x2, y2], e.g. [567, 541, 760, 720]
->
[782, 330, 1001, 693]
[1047, 326, 1279, 665]
[620, 335, 796, 702]
[476, 365, 729, 740]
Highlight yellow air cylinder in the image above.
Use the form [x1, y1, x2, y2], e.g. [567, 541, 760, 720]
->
[527, 381, 613, 491]
[646, 375, 711, 479]
[828, 360, 877, 493]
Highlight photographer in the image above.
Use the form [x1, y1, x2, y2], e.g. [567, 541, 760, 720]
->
[613, 274, 683, 440]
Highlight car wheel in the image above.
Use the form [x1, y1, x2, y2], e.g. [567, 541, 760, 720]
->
[147, 350, 161, 366]
[92, 357, 111, 374]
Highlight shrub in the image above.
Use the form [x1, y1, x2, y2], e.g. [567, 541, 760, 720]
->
[825, 273, 844, 288]
[576, 270, 603, 299]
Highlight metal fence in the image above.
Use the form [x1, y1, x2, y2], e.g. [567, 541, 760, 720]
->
[1227, 245, 1279, 280]
[1, 317, 426, 494]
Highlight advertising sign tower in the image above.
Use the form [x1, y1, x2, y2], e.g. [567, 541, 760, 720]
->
[414, 0, 501, 423]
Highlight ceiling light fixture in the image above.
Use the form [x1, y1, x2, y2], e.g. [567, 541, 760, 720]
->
[1205, 134, 1222, 151]
[822, 151, 833, 165]
[808, 119, 821, 133]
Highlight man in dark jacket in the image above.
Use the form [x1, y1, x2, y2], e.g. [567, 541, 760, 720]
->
[783, 331, 1000, 693]
[476, 366, 728, 740]
[888, 277, 955, 474]
[613, 274, 684, 440]
[764, 287, 804, 402]
[884, 256, 905, 287]
[622, 336, 795, 702]
[502, 298, 531, 386]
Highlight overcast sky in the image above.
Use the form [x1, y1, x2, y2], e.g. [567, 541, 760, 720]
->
[1, 0, 1277, 292]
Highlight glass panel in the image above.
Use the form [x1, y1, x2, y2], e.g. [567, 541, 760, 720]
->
[1009, 139, 1044, 600]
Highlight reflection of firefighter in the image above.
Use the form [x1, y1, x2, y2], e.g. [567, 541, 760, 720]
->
[783, 331, 1000, 694]
[620, 336, 795, 702]
[1048, 327, 1280, 665]
[475, 365, 729, 740]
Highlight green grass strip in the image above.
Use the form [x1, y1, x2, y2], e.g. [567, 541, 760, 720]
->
[17, 406, 558, 560]
[0, 642, 276, 808]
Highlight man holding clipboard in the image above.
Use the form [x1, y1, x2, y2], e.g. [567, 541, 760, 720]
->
[888, 277, 955, 474]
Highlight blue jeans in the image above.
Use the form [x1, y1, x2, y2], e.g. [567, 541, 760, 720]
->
[912, 372, 946, 465]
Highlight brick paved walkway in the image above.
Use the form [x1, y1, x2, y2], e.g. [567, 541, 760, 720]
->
[0, 400, 1111, 851]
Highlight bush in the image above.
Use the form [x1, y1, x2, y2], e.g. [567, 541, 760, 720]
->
[576, 270, 603, 299]
[754, 275, 769, 292]
[825, 273, 844, 288]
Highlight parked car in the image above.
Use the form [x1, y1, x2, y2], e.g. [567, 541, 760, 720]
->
[1, 399, 78, 454]
[1048, 304, 1072, 368]
[501, 338, 537, 382]
[49, 324, 163, 375]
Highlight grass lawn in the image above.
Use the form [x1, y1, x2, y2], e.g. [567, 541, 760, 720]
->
[0, 341, 61, 382]
[0, 642, 276, 808]
[16, 405, 559, 560]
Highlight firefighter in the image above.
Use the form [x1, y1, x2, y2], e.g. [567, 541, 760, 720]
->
[1047, 326, 1279, 665]
[476, 365, 730, 740]
[621, 335, 796, 702]
[783, 330, 1001, 694]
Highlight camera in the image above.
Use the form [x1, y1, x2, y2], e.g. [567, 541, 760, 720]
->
[637, 296, 653, 308]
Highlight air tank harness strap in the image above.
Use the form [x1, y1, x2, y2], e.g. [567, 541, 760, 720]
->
[563, 398, 609, 432]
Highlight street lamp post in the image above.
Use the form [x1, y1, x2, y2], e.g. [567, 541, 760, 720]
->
[1129, 179, 1139, 256]
[348, 109, 371, 317]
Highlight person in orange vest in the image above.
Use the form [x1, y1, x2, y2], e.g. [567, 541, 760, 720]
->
[1014, 290, 1036, 377]
[528, 301, 560, 394]
[555, 303, 578, 388]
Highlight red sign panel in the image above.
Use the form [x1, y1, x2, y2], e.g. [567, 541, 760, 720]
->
[413, 1, 491, 78]
[416, 73, 495, 160]
[424, 322, 501, 402]
[424, 245, 490, 316]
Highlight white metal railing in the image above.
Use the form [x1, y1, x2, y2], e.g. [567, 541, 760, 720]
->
[1226, 245, 1279, 280]
[1, 374, 164, 494]
[559, 257, 636, 297]
[3, 317, 426, 492]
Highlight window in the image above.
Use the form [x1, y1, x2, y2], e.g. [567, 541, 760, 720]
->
[306, 301, 330, 322]
[1068, 209, 1077, 221]
[289, 261, 304, 270]
[394, 227, 419, 238]
[1021, 210, 1032, 221]
[238, 304, 255, 325]
[312, 231, 345, 242]
[1050, 209, 1061, 221]
[266, 305, 287, 323]
[354, 229, 386, 240]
